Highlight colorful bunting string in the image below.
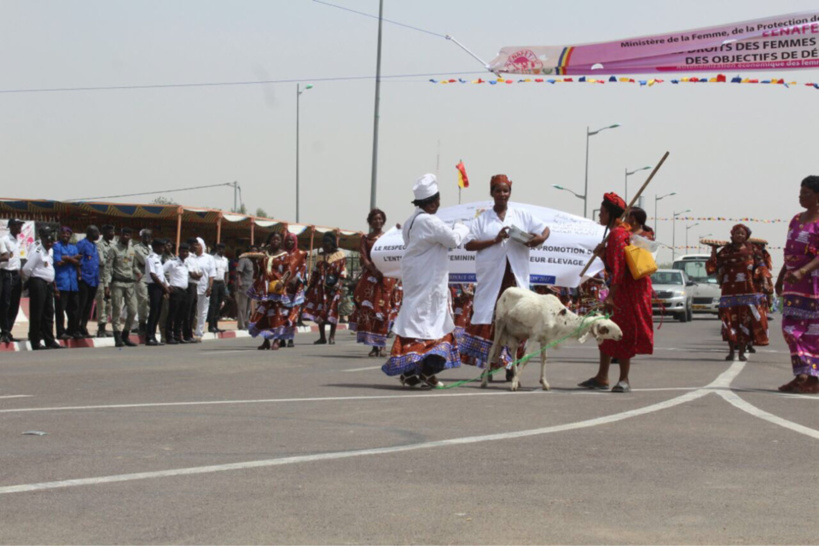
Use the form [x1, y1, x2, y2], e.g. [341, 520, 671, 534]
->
[651, 217, 787, 223]
[429, 74, 818, 90]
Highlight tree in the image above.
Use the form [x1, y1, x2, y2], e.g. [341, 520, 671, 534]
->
[233, 203, 248, 214]
[255, 208, 268, 218]
[151, 196, 178, 205]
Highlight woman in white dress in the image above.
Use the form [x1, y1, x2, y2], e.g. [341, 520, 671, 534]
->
[461, 174, 551, 375]
[381, 174, 469, 388]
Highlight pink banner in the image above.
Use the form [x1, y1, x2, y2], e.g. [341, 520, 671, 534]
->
[489, 12, 819, 75]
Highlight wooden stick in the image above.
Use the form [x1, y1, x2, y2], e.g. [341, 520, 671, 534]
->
[578, 151, 670, 278]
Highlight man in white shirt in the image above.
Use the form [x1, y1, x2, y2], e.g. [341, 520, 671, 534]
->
[144, 239, 170, 346]
[207, 242, 230, 333]
[163, 242, 192, 344]
[22, 227, 63, 350]
[0, 218, 24, 343]
[193, 237, 215, 340]
[181, 238, 203, 342]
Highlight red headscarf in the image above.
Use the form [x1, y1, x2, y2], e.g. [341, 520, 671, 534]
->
[603, 192, 626, 210]
[732, 223, 751, 238]
[285, 232, 299, 253]
[490, 174, 512, 189]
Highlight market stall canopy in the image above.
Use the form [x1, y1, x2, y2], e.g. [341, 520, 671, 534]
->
[0, 198, 364, 252]
[489, 12, 819, 76]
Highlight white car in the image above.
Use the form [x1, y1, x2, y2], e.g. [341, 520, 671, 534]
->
[651, 269, 695, 322]
[672, 254, 721, 314]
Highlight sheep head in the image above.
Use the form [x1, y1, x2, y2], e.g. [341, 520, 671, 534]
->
[577, 317, 623, 344]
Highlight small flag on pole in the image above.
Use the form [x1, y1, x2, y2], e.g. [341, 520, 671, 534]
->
[456, 160, 469, 189]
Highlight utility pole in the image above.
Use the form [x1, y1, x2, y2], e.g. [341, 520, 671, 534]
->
[369, 0, 384, 211]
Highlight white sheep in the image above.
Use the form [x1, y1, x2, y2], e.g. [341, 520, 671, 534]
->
[484, 287, 623, 391]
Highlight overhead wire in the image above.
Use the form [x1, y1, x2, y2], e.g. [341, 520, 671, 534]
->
[66, 182, 235, 202]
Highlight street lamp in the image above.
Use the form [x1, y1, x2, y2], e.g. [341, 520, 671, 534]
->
[672, 209, 691, 261]
[625, 165, 651, 203]
[552, 185, 586, 215]
[654, 192, 676, 238]
[685, 222, 700, 253]
[296, 83, 313, 222]
[584, 123, 621, 218]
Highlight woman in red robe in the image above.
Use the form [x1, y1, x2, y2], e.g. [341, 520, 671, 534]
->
[578, 192, 654, 393]
[351, 208, 396, 357]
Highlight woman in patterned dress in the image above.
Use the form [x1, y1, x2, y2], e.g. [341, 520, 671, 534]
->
[578, 192, 653, 393]
[775, 175, 819, 394]
[351, 208, 396, 357]
[245, 231, 306, 350]
[706, 224, 770, 362]
[303, 232, 347, 345]
[282, 232, 307, 348]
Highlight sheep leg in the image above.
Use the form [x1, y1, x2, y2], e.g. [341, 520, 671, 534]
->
[539, 344, 550, 391]
[484, 320, 507, 388]
[510, 339, 525, 391]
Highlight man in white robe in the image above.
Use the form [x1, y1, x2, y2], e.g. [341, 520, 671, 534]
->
[382, 174, 469, 388]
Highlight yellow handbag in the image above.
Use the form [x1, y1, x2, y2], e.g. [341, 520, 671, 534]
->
[624, 244, 657, 280]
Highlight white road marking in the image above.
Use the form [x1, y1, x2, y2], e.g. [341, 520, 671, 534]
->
[0, 395, 32, 400]
[0, 391, 521, 414]
[717, 390, 819, 440]
[0, 364, 745, 495]
[342, 365, 384, 372]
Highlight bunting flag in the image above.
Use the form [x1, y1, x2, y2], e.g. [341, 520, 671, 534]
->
[488, 12, 819, 76]
[456, 160, 469, 189]
[428, 73, 819, 89]
[651, 216, 787, 223]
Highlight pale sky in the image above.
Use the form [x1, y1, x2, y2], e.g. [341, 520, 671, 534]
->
[2, 0, 817, 268]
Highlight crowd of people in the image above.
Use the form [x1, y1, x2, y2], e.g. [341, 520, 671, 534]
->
[1, 173, 817, 396]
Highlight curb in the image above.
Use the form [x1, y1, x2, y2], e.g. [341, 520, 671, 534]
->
[0, 324, 350, 352]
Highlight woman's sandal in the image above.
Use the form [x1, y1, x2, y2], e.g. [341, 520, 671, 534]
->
[270, 340, 280, 351]
[419, 373, 445, 389]
[286, 340, 294, 348]
[611, 381, 631, 393]
[368, 348, 379, 358]
[577, 377, 610, 390]
[314, 339, 327, 345]
[725, 354, 735, 361]
[400, 374, 422, 388]
[257, 340, 270, 350]
[795, 377, 819, 394]
[328, 338, 335, 345]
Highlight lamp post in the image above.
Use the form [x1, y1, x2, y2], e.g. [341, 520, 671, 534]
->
[672, 209, 691, 261]
[625, 165, 651, 203]
[685, 222, 700, 254]
[584, 123, 621, 218]
[295, 83, 313, 223]
[553, 184, 585, 215]
[654, 192, 677, 238]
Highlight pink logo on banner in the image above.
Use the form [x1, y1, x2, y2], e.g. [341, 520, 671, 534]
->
[505, 49, 544, 73]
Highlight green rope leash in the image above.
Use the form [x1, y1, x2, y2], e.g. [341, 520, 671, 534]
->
[438, 312, 612, 390]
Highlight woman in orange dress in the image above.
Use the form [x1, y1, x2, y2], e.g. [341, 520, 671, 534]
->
[245, 231, 306, 350]
[303, 232, 347, 344]
[282, 232, 307, 348]
[350, 208, 396, 357]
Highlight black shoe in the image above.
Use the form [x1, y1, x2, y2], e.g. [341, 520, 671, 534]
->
[165, 339, 179, 345]
[114, 332, 124, 348]
[287, 339, 294, 348]
[145, 339, 160, 347]
[30, 342, 46, 350]
[6, 333, 17, 342]
[72, 332, 84, 340]
[181, 337, 193, 344]
[58, 333, 72, 341]
[47, 342, 64, 349]
[121, 331, 137, 347]
[0, 333, 9, 344]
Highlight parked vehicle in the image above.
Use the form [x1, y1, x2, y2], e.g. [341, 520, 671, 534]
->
[651, 269, 695, 322]
[672, 254, 721, 314]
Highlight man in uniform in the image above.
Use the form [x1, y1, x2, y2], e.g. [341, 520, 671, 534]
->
[105, 227, 139, 347]
[23, 227, 62, 350]
[0, 218, 24, 343]
[95, 224, 116, 338]
[207, 242, 229, 333]
[133, 228, 152, 335]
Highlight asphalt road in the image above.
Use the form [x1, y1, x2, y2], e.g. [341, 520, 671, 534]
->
[1, 314, 816, 545]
